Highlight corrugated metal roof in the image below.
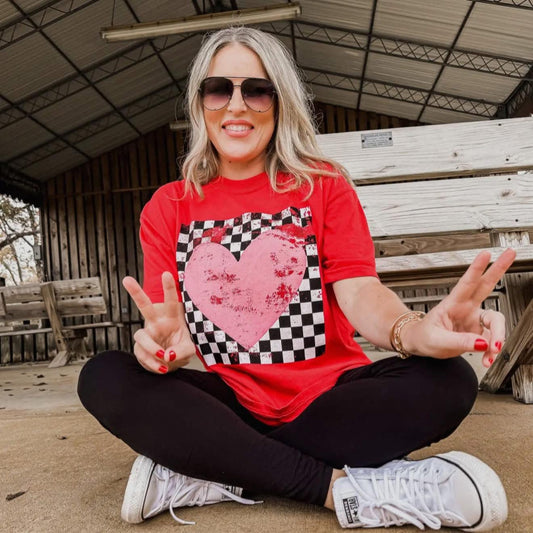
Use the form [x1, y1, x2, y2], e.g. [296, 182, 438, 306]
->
[436, 66, 518, 103]
[33, 87, 112, 134]
[0, 33, 74, 100]
[360, 94, 422, 121]
[43, 1, 137, 69]
[295, 0, 372, 31]
[365, 53, 440, 91]
[128, 0, 197, 21]
[96, 56, 171, 108]
[23, 147, 87, 179]
[374, 0, 471, 47]
[0, 118, 54, 161]
[76, 121, 138, 157]
[0, 0, 531, 186]
[458, 3, 533, 60]
[130, 99, 181, 135]
[310, 84, 358, 110]
[298, 40, 365, 75]
[0, 3, 20, 27]
[420, 106, 482, 125]
[17, 1, 51, 11]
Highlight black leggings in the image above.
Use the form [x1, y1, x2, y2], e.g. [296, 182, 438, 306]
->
[77, 351, 478, 506]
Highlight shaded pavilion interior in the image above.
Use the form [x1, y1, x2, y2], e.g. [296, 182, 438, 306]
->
[0, 0, 532, 362]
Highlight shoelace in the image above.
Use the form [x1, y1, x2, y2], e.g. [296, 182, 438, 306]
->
[343, 462, 469, 530]
[153, 467, 259, 525]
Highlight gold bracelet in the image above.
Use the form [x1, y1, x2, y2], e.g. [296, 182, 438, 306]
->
[389, 311, 426, 359]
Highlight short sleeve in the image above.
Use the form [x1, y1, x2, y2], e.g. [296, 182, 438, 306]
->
[320, 176, 377, 284]
[139, 183, 182, 303]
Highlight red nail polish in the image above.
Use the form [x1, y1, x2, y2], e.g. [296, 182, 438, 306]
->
[169, 350, 176, 362]
[495, 341, 502, 351]
[474, 339, 489, 351]
[488, 357, 494, 365]
[156, 350, 165, 359]
[158, 365, 168, 374]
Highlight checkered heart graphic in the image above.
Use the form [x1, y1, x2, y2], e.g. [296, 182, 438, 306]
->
[184, 229, 306, 349]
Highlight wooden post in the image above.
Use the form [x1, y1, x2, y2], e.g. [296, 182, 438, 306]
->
[40, 283, 70, 367]
[512, 365, 533, 404]
[480, 297, 533, 393]
[40, 283, 89, 368]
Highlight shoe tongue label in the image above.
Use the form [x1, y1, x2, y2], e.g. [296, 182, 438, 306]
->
[342, 496, 360, 524]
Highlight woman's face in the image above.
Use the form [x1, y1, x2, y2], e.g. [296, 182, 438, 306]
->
[203, 43, 276, 179]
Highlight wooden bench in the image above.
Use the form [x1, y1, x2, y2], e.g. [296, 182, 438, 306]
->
[0, 277, 113, 368]
[317, 116, 533, 403]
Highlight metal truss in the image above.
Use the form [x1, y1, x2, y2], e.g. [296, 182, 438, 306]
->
[262, 21, 532, 79]
[356, 0, 378, 110]
[303, 67, 498, 118]
[0, 32, 198, 131]
[471, 0, 533, 9]
[0, 0, 100, 51]
[0, 162, 42, 206]
[2, 16, 529, 131]
[415, 2, 475, 122]
[504, 67, 533, 116]
[9, 79, 186, 171]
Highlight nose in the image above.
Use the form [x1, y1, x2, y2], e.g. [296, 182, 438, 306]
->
[227, 85, 247, 113]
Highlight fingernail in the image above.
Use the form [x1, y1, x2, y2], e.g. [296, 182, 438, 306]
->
[474, 339, 489, 351]
[488, 357, 494, 365]
[495, 341, 502, 351]
[169, 350, 176, 362]
[158, 365, 168, 374]
[156, 350, 165, 359]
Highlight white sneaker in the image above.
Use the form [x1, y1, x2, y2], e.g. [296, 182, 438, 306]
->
[333, 451, 508, 531]
[121, 455, 260, 524]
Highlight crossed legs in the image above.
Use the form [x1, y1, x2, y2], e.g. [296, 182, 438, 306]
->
[77, 351, 478, 506]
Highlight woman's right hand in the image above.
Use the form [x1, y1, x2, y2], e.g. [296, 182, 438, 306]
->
[122, 271, 197, 374]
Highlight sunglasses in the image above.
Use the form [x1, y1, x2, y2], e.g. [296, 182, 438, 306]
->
[199, 77, 276, 113]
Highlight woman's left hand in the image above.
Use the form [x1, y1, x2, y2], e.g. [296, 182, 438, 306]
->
[401, 248, 516, 367]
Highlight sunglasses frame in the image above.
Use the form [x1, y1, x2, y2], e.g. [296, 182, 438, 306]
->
[199, 76, 276, 113]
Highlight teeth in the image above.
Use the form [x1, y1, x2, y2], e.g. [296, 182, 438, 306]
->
[224, 124, 251, 132]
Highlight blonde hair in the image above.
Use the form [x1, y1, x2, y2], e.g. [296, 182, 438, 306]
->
[182, 26, 350, 196]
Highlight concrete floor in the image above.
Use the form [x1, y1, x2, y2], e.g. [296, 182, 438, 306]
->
[1, 357, 531, 533]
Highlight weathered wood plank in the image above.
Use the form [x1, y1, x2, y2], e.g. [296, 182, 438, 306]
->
[58, 173, 70, 279]
[480, 298, 533, 393]
[376, 245, 533, 280]
[317, 116, 533, 183]
[0, 278, 103, 302]
[101, 153, 119, 349]
[512, 365, 533, 404]
[2, 297, 107, 320]
[359, 173, 533, 239]
[374, 233, 491, 258]
[47, 178, 61, 281]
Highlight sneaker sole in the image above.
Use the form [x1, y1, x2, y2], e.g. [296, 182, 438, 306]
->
[120, 455, 156, 524]
[437, 451, 508, 532]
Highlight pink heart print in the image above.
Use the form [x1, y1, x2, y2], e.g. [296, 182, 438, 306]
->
[184, 228, 307, 349]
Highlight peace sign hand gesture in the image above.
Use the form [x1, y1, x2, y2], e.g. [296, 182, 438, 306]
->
[402, 248, 516, 368]
[122, 271, 197, 374]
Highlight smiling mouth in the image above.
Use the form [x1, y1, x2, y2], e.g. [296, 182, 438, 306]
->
[223, 124, 253, 132]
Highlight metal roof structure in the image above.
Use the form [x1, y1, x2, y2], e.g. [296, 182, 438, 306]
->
[1, 0, 532, 204]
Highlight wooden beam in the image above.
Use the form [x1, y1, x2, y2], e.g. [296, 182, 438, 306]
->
[317, 116, 533, 184]
[480, 298, 533, 393]
[359, 173, 533, 239]
[376, 245, 533, 280]
[512, 365, 533, 404]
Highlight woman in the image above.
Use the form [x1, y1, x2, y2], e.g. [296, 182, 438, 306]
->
[78, 27, 513, 530]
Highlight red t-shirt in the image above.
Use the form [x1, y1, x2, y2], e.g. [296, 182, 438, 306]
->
[140, 171, 378, 425]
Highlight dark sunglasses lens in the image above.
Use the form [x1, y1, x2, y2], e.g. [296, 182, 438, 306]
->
[200, 78, 233, 110]
[241, 79, 275, 112]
